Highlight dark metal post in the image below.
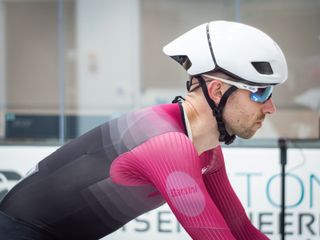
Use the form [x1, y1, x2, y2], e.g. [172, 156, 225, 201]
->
[278, 138, 287, 240]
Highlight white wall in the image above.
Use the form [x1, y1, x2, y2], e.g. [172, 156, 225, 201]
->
[76, 0, 141, 115]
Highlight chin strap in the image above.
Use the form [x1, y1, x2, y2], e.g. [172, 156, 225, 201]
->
[195, 76, 237, 145]
[172, 96, 186, 103]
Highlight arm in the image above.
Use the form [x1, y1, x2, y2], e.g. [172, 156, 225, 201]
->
[118, 132, 237, 240]
[202, 146, 269, 240]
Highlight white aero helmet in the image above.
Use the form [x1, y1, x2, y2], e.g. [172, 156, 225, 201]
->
[163, 20, 288, 86]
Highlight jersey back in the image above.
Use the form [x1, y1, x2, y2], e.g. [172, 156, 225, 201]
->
[0, 104, 186, 239]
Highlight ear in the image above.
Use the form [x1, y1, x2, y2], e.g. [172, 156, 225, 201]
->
[206, 80, 224, 105]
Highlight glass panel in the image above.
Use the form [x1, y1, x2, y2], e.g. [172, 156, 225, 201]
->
[140, 0, 236, 101]
[140, 0, 320, 141]
[239, 0, 320, 140]
[71, 0, 140, 138]
[1, 0, 319, 145]
[1, 0, 62, 144]
[0, 1, 5, 142]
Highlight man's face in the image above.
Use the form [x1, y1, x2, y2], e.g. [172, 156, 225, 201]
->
[223, 88, 276, 139]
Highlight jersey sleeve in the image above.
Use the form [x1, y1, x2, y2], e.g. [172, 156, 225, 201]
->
[202, 146, 270, 240]
[111, 132, 236, 239]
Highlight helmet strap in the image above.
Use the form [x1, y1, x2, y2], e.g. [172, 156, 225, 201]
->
[172, 96, 186, 103]
[195, 76, 237, 145]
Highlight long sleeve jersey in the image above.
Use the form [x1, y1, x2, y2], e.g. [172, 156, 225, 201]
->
[0, 103, 268, 240]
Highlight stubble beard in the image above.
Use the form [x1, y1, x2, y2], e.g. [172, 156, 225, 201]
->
[227, 115, 264, 139]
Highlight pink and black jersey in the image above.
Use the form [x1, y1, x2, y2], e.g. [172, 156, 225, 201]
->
[0, 104, 268, 240]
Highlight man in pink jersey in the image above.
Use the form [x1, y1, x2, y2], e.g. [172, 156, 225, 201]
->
[0, 21, 287, 239]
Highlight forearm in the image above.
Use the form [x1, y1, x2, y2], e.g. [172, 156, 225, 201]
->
[204, 166, 269, 240]
[127, 132, 237, 239]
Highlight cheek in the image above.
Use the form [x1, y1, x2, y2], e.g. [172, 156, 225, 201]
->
[223, 94, 242, 119]
[224, 91, 259, 122]
[223, 96, 254, 127]
[228, 109, 251, 127]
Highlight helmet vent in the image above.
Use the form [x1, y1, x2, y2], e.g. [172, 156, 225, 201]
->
[171, 55, 192, 71]
[251, 62, 273, 75]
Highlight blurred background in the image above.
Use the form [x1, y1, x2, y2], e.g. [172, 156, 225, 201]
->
[0, 1, 320, 240]
[0, 0, 319, 145]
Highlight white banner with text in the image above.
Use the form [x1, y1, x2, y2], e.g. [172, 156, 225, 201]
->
[0, 146, 318, 240]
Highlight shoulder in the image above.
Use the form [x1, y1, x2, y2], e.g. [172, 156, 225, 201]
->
[110, 132, 197, 186]
[108, 104, 186, 151]
[132, 131, 196, 160]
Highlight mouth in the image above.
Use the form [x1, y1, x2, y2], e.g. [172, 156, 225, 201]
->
[255, 120, 264, 128]
[255, 122, 262, 128]
[256, 116, 265, 124]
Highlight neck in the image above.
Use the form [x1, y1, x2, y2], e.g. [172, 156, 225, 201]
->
[182, 99, 220, 155]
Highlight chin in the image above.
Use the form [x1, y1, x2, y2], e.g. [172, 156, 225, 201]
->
[238, 135, 252, 140]
[228, 124, 259, 140]
[237, 131, 256, 139]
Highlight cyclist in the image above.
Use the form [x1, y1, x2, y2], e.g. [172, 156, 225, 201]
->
[0, 20, 287, 239]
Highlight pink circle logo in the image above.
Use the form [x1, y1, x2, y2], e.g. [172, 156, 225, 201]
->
[166, 171, 205, 217]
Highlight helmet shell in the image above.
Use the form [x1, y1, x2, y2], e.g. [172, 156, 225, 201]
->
[163, 21, 288, 85]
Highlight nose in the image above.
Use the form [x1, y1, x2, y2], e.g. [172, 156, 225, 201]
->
[262, 98, 276, 114]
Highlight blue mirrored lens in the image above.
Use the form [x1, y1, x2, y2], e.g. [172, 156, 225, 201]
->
[250, 86, 273, 103]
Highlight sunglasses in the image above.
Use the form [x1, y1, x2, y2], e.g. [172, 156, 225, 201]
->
[202, 74, 273, 103]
